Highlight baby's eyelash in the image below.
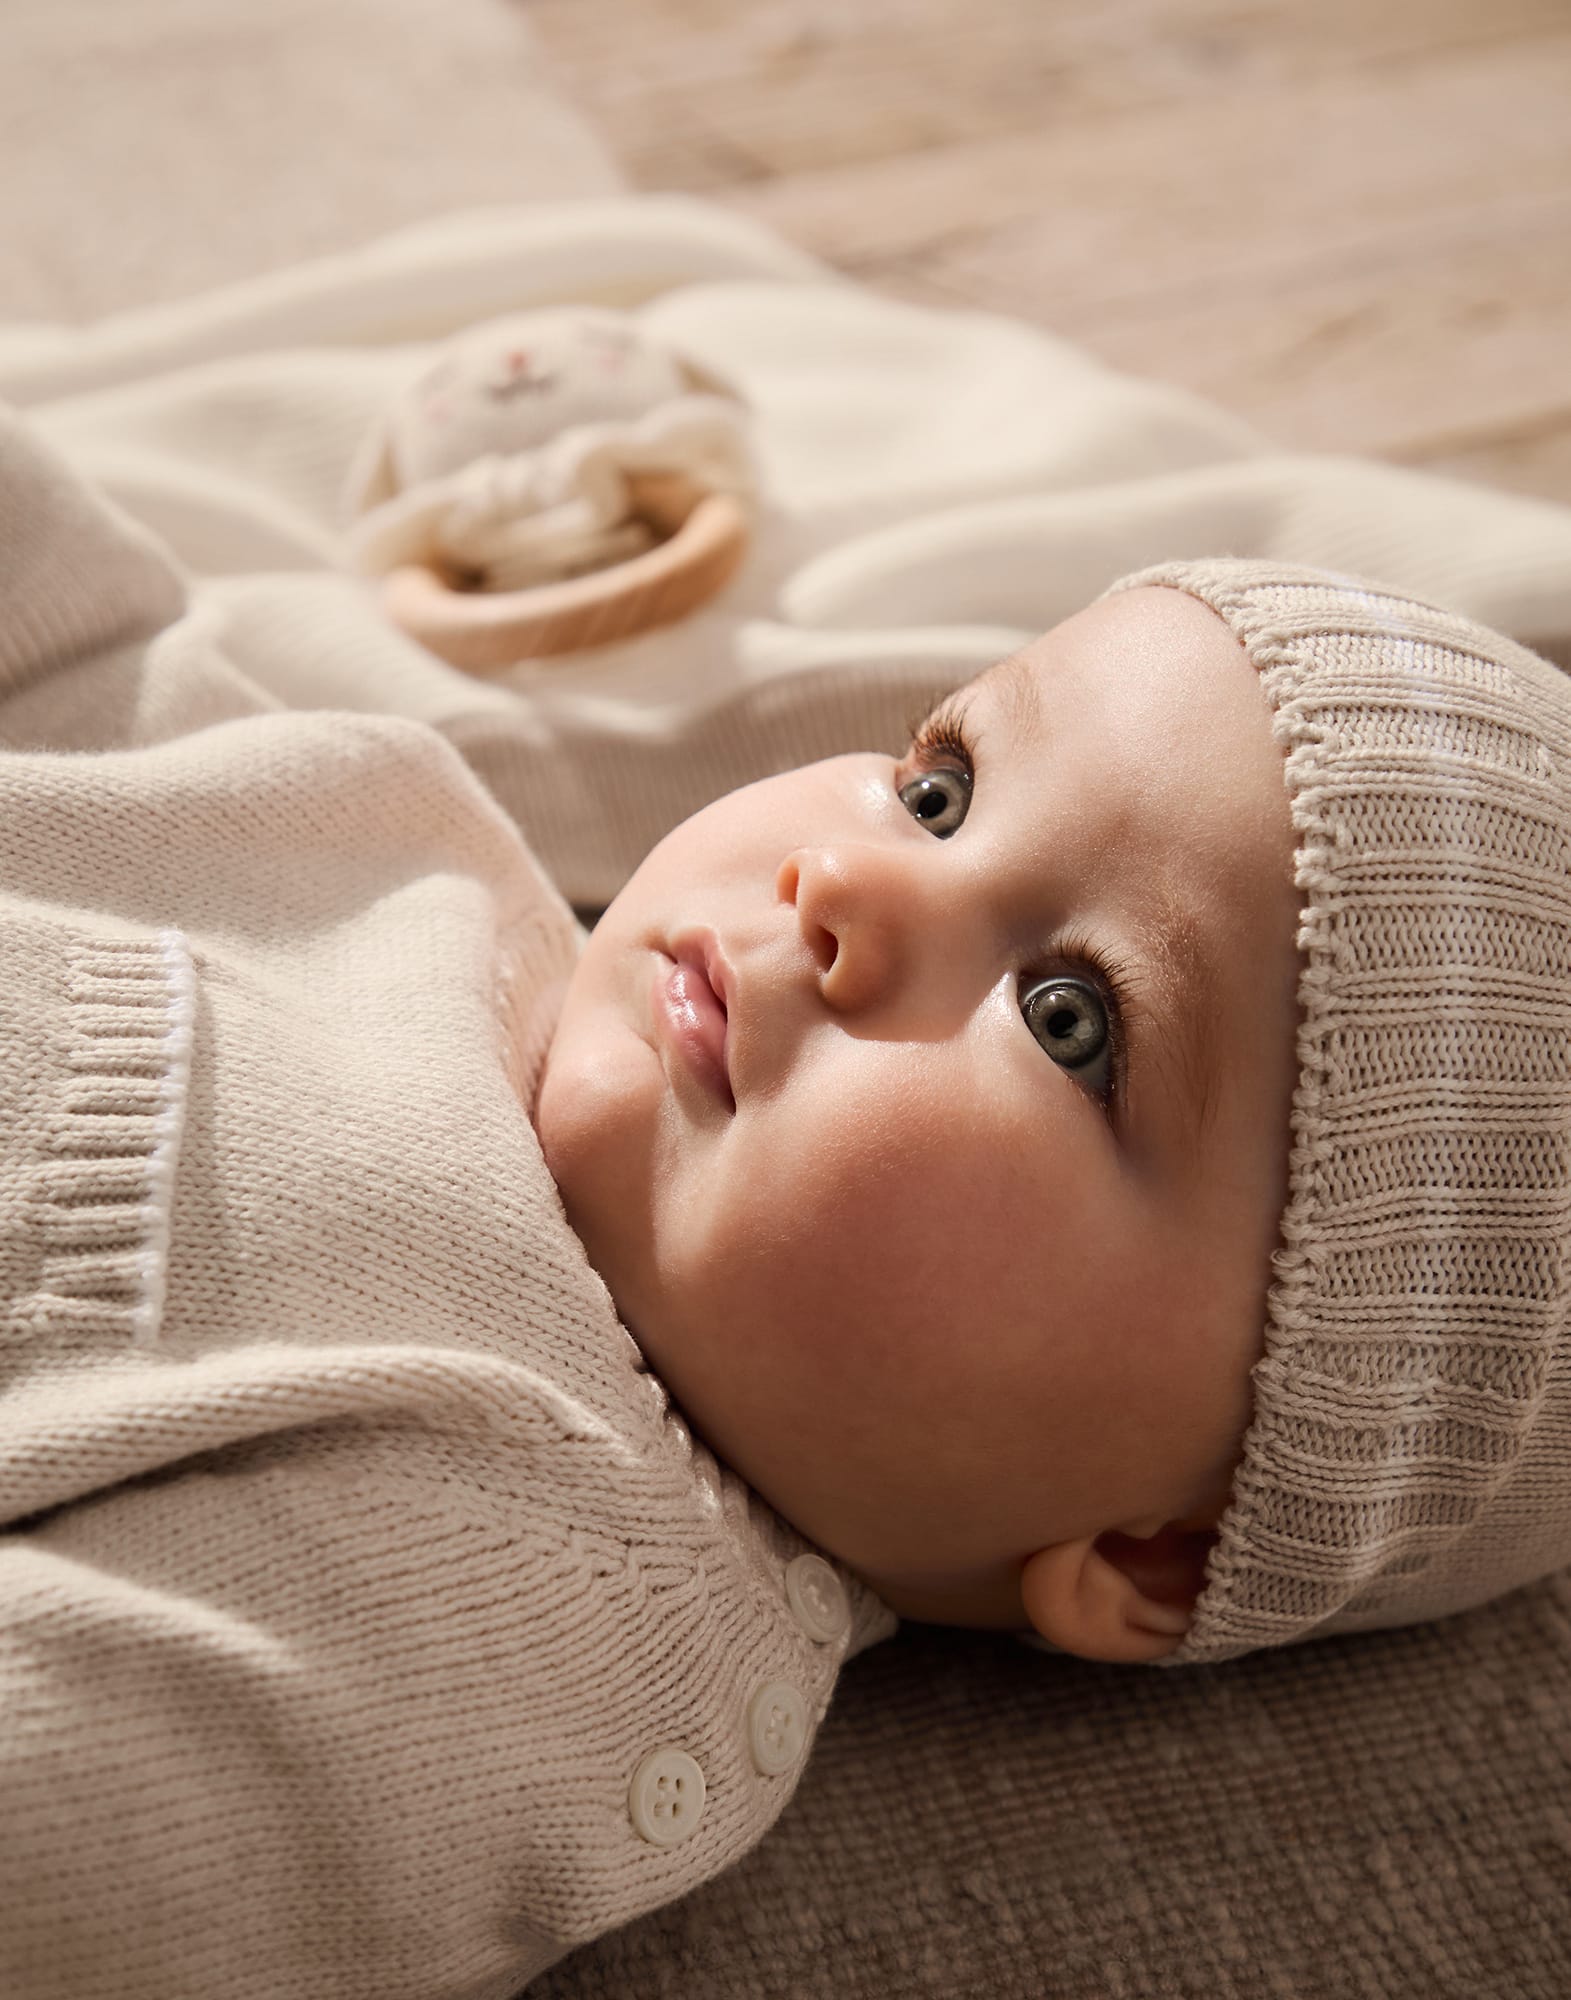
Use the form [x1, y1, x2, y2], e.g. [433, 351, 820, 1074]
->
[904, 695, 977, 776]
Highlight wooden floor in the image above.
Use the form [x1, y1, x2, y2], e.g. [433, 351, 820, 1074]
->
[525, 0, 1571, 505]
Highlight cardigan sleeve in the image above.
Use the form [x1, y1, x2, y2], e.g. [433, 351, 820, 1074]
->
[0, 416, 574, 1996]
[0, 1415, 776, 2000]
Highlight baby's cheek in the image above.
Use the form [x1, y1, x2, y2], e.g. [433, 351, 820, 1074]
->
[671, 1136, 875, 1352]
[718, 1117, 968, 1379]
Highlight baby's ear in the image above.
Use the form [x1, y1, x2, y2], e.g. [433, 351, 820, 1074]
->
[1019, 1520, 1218, 1664]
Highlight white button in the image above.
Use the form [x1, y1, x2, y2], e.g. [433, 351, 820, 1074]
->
[785, 1553, 849, 1642]
[628, 1747, 706, 1848]
[747, 1680, 808, 1776]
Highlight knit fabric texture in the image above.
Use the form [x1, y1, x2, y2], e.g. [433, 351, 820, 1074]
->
[1106, 560, 1571, 1665]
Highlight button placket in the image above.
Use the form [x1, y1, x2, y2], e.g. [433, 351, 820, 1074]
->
[629, 1558, 854, 1844]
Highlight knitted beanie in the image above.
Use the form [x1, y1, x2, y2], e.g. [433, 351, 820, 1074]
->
[1103, 559, 1571, 1666]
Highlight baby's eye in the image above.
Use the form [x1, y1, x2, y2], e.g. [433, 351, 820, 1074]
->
[1020, 976, 1111, 1092]
[897, 767, 971, 837]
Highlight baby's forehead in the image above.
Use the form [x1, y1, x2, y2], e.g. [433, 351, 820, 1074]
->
[978, 593, 1297, 916]
[979, 585, 1260, 737]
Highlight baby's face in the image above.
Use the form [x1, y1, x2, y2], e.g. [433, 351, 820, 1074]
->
[535, 587, 1301, 1631]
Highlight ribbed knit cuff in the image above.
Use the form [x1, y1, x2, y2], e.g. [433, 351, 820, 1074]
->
[30, 931, 196, 1348]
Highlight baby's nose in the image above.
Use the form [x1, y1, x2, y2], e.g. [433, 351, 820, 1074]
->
[777, 844, 928, 1017]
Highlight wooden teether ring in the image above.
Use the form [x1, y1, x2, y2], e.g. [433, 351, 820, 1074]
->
[382, 470, 750, 672]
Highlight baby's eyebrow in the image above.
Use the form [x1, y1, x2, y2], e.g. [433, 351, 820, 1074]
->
[975, 650, 1045, 755]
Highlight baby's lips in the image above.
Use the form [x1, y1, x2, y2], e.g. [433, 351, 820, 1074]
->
[698, 935, 738, 1099]
[666, 930, 736, 1109]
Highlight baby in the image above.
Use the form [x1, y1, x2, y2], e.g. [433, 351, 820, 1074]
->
[2, 407, 1569, 1999]
[537, 575, 1302, 1661]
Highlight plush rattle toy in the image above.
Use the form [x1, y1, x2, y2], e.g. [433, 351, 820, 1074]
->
[343, 306, 757, 670]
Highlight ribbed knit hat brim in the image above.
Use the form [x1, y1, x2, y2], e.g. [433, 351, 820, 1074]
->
[1105, 560, 1571, 1665]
